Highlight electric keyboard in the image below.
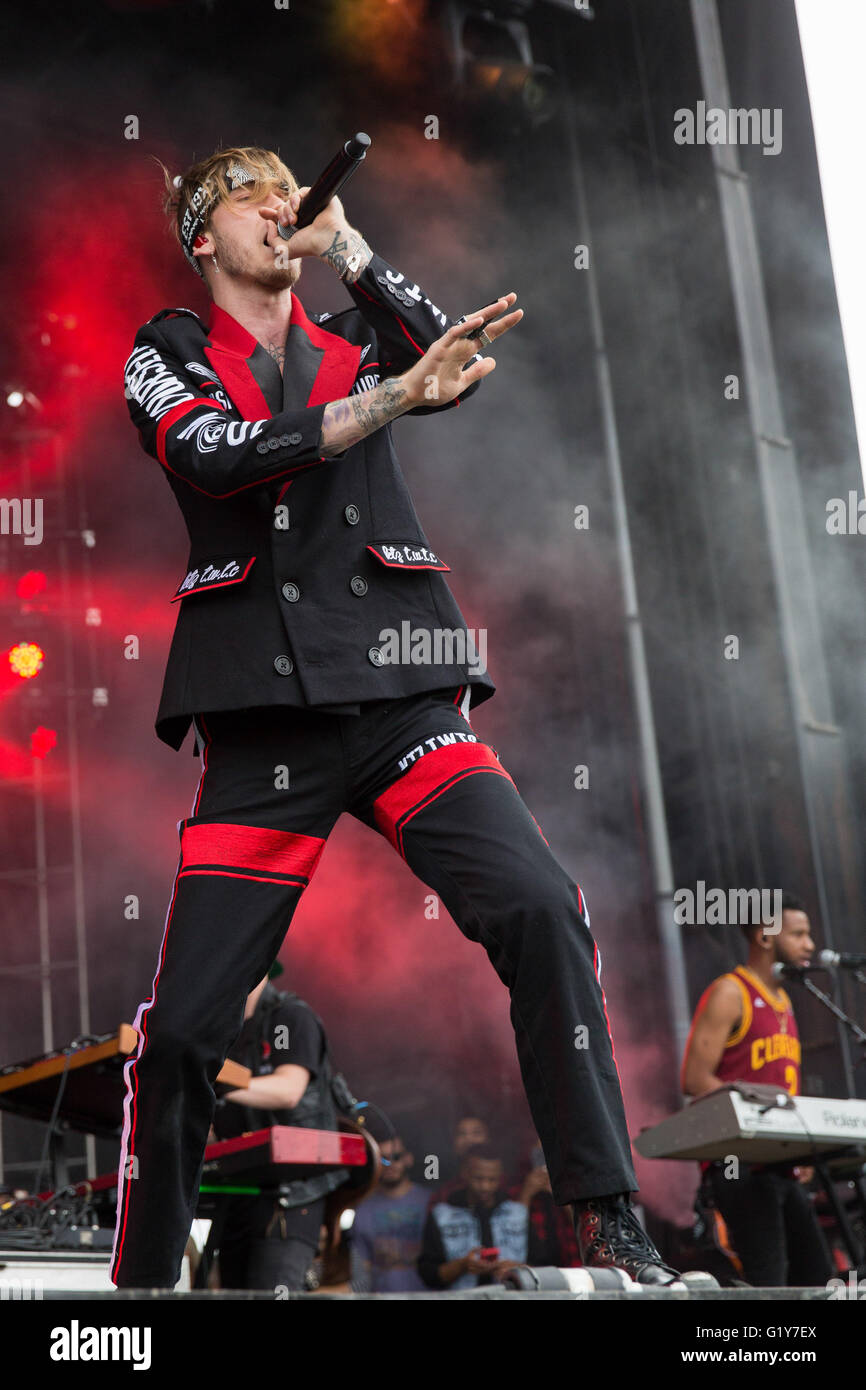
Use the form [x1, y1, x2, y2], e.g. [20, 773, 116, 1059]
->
[634, 1084, 866, 1165]
[0, 1026, 250, 1138]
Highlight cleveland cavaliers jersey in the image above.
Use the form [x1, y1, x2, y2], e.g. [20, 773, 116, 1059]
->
[711, 965, 801, 1095]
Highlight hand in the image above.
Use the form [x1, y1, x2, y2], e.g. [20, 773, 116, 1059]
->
[520, 1165, 552, 1201]
[400, 294, 523, 407]
[491, 1259, 519, 1280]
[258, 187, 354, 260]
[463, 1246, 497, 1276]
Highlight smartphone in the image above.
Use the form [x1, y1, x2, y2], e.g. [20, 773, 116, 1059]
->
[480, 1247, 499, 1261]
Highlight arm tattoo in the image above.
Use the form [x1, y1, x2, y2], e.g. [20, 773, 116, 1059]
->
[319, 376, 411, 458]
[320, 227, 373, 283]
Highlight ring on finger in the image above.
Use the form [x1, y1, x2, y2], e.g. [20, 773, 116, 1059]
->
[462, 321, 493, 345]
[472, 327, 493, 347]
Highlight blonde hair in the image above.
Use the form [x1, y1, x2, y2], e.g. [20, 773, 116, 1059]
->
[153, 146, 299, 273]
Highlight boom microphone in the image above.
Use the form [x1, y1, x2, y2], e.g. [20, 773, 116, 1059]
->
[278, 133, 371, 238]
[817, 949, 866, 970]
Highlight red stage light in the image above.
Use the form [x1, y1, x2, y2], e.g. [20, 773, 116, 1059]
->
[16, 571, 47, 601]
[8, 642, 44, 679]
[31, 726, 57, 759]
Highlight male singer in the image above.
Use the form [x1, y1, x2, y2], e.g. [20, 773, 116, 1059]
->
[112, 144, 680, 1288]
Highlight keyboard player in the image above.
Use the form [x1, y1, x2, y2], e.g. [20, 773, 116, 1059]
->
[680, 892, 834, 1287]
[206, 966, 345, 1290]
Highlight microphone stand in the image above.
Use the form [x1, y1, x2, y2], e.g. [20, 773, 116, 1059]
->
[785, 972, 866, 1056]
[784, 971, 866, 1268]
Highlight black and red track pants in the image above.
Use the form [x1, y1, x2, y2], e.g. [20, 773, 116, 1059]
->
[110, 687, 637, 1287]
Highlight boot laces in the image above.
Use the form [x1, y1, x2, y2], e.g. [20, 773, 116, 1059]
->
[589, 1195, 677, 1275]
[608, 1197, 659, 1259]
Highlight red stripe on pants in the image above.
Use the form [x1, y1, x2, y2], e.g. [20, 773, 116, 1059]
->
[180, 821, 326, 881]
[373, 742, 514, 856]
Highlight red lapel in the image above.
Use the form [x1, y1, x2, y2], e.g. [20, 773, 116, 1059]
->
[204, 295, 362, 420]
[289, 293, 362, 407]
[204, 306, 270, 420]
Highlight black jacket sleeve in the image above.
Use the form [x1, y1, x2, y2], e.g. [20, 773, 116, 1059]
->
[417, 1208, 449, 1289]
[343, 251, 483, 417]
[123, 321, 329, 499]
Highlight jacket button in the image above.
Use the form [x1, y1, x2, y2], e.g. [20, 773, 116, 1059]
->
[288, 431, 303, 445]
[282, 582, 300, 603]
[279, 433, 291, 446]
[344, 504, 360, 525]
[350, 576, 368, 596]
[256, 441, 269, 455]
[274, 655, 294, 676]
[367, 646, 385, 667]
[267, 437, 280, 451]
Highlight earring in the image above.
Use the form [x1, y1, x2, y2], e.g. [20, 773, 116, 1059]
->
[212, 254, 220, 274]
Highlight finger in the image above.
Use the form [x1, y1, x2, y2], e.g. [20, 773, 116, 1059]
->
[460, 356, 497, 387]
[470, 295, 512, 321]
[444, 332, 490, 366]
[448, 315, 484, 341]
[446, 322, 488, 358]
[465, 293, 518, 325]
[480, 307, 524, 341]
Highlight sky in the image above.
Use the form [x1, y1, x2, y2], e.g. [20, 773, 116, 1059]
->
[795, 0, 866, 490]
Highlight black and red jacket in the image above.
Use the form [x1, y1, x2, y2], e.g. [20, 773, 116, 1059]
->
[123, 251, 496, 752]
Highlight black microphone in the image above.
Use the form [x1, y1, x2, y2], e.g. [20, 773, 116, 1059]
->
[278, 133, 371, 238]
[817, 949, 866, 970]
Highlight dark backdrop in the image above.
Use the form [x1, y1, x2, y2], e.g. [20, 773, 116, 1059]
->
[0, 0, 863, 1225]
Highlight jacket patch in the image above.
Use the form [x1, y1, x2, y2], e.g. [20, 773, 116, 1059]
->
[368, 542, 450, 571]
[172, 555, 256, 601]
[184, 361, 232, 409]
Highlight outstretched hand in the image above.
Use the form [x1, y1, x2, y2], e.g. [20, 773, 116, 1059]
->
[401, 294, 523, 407]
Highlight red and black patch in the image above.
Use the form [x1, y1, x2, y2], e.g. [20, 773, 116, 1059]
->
[172, 555, 256, 601]
[367, 542, 450, 571]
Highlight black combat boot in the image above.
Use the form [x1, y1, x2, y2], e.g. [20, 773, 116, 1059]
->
[574, 1193, 682, 1285]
